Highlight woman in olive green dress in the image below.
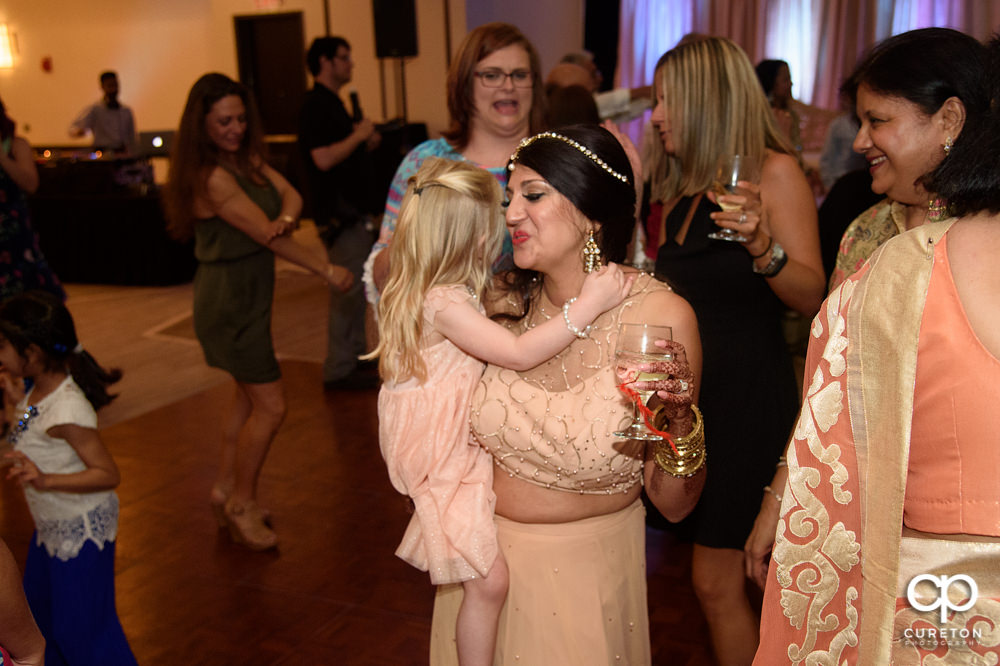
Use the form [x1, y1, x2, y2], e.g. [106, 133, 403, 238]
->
[164, 73, 352, 550]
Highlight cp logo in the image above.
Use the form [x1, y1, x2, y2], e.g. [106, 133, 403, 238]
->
[907, 574, 978, 623]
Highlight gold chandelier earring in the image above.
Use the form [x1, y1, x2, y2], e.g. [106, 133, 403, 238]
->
[583, 229, 602, 273]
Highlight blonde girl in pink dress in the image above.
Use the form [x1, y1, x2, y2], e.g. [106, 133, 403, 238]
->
[370, 156, 633, 666]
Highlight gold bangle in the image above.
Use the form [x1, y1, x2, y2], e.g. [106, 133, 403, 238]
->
[672, 404, 703, 447]
[653, 440, 705, 478]
[652, 405, 705, 478]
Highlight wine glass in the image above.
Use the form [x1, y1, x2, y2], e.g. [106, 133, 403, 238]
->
[708, 154, 760, 242]
[613, 323, 674, 441]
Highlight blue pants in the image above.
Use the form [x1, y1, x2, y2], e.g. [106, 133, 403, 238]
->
[24, 536, 137, 666]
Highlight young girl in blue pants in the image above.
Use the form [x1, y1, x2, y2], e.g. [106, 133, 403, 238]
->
[0, 291, 136, 666]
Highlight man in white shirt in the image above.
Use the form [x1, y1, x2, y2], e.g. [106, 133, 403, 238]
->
[69, 71, 136, 154]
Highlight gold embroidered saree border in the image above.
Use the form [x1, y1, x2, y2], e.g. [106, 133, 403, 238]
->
[755, 219, 959, 665]
[852, 219, 955, 663]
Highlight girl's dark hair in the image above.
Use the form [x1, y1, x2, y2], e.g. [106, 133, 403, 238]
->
[931, 34, 1000, 216]
[842, 28, 988, 117]
[0, 291, 122, 410]
[755, 59, 787, 97]
[502, 124, 635, 314]
[162, 73, 267, 241]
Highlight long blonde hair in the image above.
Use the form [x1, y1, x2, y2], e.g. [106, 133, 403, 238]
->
[649, 37, 793, 202]
[371, 157, 504, 384]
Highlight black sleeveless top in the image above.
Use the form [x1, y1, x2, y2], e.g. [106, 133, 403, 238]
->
[654, 194, 799, 548]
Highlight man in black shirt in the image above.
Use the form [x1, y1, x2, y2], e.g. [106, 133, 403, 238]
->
[299, 37, 380, 390]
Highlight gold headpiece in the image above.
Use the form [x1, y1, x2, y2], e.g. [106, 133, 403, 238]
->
[508, 132, 630, 185]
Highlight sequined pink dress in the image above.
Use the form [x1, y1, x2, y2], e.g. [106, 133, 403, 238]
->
[378, 285, 498, 585]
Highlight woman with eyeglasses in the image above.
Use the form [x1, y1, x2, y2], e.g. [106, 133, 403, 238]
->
[363, 22, 546, 303]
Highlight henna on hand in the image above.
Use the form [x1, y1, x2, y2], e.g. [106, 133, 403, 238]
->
[631, 339, 695, 437]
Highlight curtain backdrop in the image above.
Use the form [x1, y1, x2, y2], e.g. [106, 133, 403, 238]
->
[617, 0, 1000, 110]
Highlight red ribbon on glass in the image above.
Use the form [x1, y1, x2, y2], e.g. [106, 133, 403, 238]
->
[617, 380, 679, 454]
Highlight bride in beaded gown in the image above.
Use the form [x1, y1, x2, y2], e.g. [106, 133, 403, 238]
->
[430, 125, 706, 665]
[372, 156, 633, 665]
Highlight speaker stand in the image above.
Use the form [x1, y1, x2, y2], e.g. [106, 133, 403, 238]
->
[398, 57, 408, 124]
[378, 57, 410, 125]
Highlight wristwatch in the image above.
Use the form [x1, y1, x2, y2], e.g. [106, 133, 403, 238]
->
[752, 241, 788, 277]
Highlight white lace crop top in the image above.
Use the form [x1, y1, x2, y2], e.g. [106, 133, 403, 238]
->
[12, 376, 119, 561]
[471, 273, 671, 494]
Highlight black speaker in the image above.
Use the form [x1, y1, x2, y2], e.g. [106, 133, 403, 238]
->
[372, 0, 418, 58]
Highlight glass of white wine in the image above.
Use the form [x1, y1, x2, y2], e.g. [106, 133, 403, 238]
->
[613, 323, 674, 441]
[708, 154, 759, 242]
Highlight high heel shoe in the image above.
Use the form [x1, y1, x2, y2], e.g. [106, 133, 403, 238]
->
[211, 486, 272, 528]
[224, 500, 278, 551]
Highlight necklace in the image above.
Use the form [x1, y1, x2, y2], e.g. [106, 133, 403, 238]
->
[8, 405, 38, 444]
[927, 197, 948, 223]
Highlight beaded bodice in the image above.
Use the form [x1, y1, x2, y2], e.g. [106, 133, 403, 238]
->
[471, 273, 670, 494]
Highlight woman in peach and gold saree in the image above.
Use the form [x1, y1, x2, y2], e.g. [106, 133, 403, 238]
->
[754, 34, 1000, 666]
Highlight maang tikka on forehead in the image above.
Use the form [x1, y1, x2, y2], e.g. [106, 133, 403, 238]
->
[508, 132, 631, 185]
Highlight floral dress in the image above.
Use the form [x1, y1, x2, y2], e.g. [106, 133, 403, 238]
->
[0, 138, 64, 301]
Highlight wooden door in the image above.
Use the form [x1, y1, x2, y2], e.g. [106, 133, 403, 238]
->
[234, 12, 306, 136]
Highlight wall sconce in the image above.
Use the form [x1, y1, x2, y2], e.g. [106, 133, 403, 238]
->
[0, 25, 14, 69]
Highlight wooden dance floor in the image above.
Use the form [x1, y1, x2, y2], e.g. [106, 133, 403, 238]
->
[0, 229, 717, 663]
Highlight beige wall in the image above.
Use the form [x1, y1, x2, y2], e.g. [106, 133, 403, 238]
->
[0, 0, 217, 145]
[0, 0, 581, 147]
[465, 0, 584, 76]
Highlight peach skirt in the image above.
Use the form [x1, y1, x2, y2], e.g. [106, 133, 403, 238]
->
[430, 499, 650, 665]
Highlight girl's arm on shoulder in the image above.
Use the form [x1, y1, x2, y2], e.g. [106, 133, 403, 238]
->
[433, 267, 632, 370]
[433, 297, 584, 371]
[9, 424, 120, 493]
[758, 151, 825, 316]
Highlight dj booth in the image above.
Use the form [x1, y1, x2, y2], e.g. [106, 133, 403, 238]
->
[27, 122, 427, 286]
[27, 149, 196, 286]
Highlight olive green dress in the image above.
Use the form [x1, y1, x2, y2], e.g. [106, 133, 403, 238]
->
[193, 172, 281, 384]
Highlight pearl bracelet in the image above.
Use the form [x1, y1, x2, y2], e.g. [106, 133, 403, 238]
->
[562, 297, 591, 339]
[763, 485, 783, 504]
